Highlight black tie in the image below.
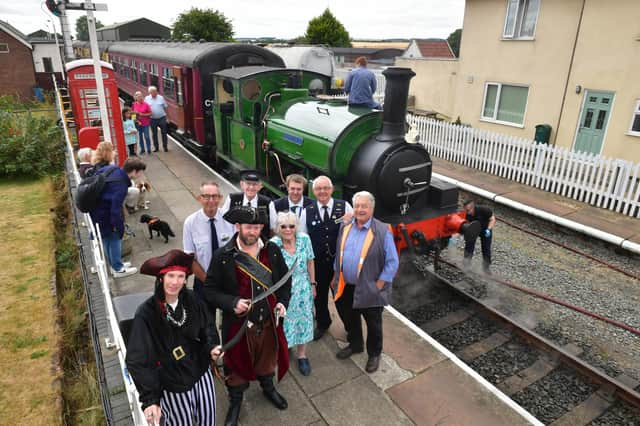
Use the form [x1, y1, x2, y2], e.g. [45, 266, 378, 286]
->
[322, 205, 330, 223]
[209, 218, 218, 253]
[290, 205, 298, 214]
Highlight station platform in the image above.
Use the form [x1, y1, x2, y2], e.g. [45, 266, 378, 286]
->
[432, 159, 640, 251]
[109, 138, 538, 425]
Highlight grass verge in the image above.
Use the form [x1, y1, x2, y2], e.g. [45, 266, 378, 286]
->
[0, 177, 61, 423]
[53, 174, 105, 425]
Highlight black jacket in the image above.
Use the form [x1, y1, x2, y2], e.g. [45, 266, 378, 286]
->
[125, 289, 220, 409]
[203, 234, 291, 342]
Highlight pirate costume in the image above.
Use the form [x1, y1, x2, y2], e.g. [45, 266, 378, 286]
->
[204, 206, 291, 426]
[125, 250, 220, 425]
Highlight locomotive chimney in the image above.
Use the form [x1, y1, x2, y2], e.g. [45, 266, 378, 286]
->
[376, 67, 416, 142]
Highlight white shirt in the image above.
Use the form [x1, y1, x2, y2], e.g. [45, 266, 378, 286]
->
[316, 198, 353, 220]
[220, 194, 260, 215]
[183, 208, 235, 275]
[144, 94, 167, 119]
[269, 197, 307, 234]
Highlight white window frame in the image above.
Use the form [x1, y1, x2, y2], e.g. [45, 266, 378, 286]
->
[0, 43, 9, 53]
[628, 99, 640, 137]
[480, 82, 529, 128]
[502, 0, 540, 40]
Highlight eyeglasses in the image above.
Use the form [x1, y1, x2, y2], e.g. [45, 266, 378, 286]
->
[200, 194, 221, 200]
[314, 186, 332, 191]
[280, 224, 296, 229]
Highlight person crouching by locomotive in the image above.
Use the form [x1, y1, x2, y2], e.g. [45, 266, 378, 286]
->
[462, 199, 496, 273]
[204, 206, 291, 426]
[220, 170, 271, 242]
[125, 250, 222, 426]
[306, 175, 353, 341]
[332, 191, 399, 373]
[269, 173, 313, 234]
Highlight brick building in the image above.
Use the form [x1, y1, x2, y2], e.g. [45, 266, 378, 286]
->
[0, 20, 36, 100]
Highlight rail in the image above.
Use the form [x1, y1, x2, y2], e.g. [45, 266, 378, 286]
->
[53, 78, 145, 425]
[428, 260, 640, 411]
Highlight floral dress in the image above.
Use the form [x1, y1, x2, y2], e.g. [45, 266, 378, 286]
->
[271, 233, 315, 346]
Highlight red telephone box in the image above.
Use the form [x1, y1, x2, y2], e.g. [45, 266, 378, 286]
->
[65, 59, 126, 166]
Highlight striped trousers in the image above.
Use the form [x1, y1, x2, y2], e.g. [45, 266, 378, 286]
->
[161, 368, 217, 426]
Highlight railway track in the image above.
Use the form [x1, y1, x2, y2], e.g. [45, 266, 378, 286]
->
[394, 259, 640, 425]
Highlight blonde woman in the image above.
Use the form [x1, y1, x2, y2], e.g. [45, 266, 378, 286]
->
[91, 140, 114, 167]
[270, 211, 316, 375]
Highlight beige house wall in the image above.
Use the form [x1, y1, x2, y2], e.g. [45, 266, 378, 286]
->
[396, 57, 459, 119]
[399, 0, 640, 163]
[555, 0, 640, 161]
[453, 0, 582, 142]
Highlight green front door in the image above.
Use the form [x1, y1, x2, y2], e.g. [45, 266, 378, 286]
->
[574, 90, 614, 154]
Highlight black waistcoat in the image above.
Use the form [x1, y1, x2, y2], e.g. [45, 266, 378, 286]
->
[306, 199, 346, 265]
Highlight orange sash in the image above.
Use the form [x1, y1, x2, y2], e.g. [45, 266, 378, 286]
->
[334, 223, 375, 301]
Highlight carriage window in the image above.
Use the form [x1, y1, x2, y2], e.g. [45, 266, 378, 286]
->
[139, 63, 147, 86]
[149, 64, 159, 89]
[242, 79, 262, 101]
[162, 68, 176, 100]
[130, 60, 138, 82]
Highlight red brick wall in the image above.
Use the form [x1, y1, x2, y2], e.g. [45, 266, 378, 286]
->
[0, 30, 36, 100]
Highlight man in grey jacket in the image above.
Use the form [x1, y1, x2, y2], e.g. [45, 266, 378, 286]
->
[332, 191, 399, 373]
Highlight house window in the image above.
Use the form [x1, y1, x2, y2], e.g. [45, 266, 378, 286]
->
[0, 43, 9, 53]
[629, 100, 640, 136]
[43, 57, 53, 73]
[503, 0, 540, 39]
[481, 82, 529, 126]
[162, 67, 175, 100]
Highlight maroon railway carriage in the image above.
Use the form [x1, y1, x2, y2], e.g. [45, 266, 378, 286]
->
[106, 41, 284, 159]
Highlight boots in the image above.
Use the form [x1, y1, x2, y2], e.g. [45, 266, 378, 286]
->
[224, 383, 248, 426]
[258, 374, 288, 410]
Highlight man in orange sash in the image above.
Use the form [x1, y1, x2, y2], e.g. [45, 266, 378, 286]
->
[332, 191, 399, 373]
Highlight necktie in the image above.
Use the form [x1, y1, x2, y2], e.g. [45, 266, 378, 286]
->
[290, 205, 298, 214]
[209, 218, 218, 253]
[322, 205, 330, 223]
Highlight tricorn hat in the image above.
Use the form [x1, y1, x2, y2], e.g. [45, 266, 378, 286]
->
[239, 169, 261, 182]
[223, 205, 263, 225]
[140, 249, 194, 277]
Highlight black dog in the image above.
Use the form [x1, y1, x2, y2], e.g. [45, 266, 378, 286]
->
[140, 214, 175, 243]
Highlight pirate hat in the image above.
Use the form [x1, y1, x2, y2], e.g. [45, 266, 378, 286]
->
[223, 205, 263, 225]
[140, 249, 194, 277]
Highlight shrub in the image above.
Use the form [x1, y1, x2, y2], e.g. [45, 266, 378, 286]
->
[0, 97, 64, 177]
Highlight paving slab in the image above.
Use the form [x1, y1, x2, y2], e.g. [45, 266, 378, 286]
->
[312, 374, 414, 426]
[381, 310, 447, 374]
[237, 374, 322, 426]
[288, 336, 362, 397]
[387, 360, 530, 426]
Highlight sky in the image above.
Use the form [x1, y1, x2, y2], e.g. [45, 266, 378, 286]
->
[1, 0, 465, 40]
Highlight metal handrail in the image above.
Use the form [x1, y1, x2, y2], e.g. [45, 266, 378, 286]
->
[53, 77, 146, 425]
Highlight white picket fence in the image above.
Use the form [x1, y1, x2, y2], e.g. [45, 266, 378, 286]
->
[408, 115, 640, 218]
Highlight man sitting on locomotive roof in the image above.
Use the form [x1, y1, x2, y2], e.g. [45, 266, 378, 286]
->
[220, 170, 271, 241]
[145, 86, 168, 152]
[463, 199, 496, 274]
[344, 56, 381, 109]
[269, 174, 313, 234]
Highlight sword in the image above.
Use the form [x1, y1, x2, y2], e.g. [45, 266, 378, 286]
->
[217, 257, 298, 353]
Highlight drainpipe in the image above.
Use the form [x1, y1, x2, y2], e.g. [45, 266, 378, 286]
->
[554, 0, 586, 146]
